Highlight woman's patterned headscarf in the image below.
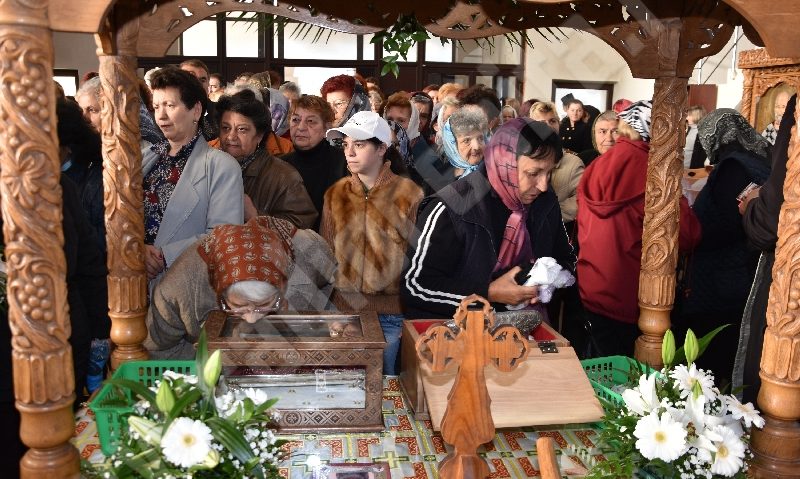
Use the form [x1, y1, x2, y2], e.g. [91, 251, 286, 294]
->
[198, 216, 296, 297]
[617, 100, 652, 142]
[696, 108, 769, 164]
[340, 82, 371, 127]
[387, 120, 413, 168]
[484, 118, 557, 272]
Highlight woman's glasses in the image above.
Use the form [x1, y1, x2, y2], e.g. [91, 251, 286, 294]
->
[220, 296, 282, 318]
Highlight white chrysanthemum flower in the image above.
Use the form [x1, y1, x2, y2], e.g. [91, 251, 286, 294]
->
[705, 425, 746, 477]
[161, 417, 214, 468]
[622, 372, 659, 416]
[634, 411, 688, 462]
[723, 395, 765, 429]
[214, 391, 235, 415]
[671, 363, 716, 400]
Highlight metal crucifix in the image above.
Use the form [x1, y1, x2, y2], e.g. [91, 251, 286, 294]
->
[416, 295, 530, 479]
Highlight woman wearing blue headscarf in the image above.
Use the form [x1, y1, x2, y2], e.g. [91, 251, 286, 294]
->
[441, 105, 489, 179]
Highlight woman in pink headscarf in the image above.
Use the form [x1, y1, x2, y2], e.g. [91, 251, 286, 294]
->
[401, 118, 575, 319]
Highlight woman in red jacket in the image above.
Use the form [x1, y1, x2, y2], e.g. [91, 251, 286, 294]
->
[576, 100, 701, 357]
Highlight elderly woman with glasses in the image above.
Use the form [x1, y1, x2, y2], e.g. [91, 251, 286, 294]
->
[216, 87, 317, 229]
[144, 216, 337, 359]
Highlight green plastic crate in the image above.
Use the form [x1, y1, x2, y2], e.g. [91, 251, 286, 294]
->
[581, 356, 656, 410]
[89, 360, 195, 455]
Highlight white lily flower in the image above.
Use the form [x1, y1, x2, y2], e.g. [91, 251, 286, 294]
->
[622, 372, 659, 416]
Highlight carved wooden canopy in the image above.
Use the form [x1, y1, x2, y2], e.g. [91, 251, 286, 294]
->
[47, 0, 800, 69]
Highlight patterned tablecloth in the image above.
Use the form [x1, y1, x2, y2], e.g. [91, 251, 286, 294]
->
[74, 377, 607, 478]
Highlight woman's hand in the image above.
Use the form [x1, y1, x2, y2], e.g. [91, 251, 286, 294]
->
[145, 245, 166, 279]
[488, 266, 540, 305]
[243, 194, 258, 222]
[738, 186, 760, 215]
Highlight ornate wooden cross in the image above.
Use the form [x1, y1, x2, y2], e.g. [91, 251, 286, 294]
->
[416, 295, 530, 479]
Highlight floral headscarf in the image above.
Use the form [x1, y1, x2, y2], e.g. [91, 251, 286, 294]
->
[485, 118, 558, 272]
[696, 108, 769, 164]
[198, 216, 296, 298]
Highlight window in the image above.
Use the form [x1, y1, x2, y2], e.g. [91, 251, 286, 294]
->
[282, 26, 358, 60]
[425, 38, 452, 62]
[455, 36, 522, 64]
[182, 18, 217, 57]
[53, 69, 79, 97]
[226, 12, 260, 57]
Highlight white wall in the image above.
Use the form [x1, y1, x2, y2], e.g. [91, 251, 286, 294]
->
[522, 27, 754, 112]
[53, 32, 98, 78]
[522, 29, 654, 107]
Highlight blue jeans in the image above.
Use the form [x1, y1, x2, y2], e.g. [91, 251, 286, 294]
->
[378, 313, 404, 375]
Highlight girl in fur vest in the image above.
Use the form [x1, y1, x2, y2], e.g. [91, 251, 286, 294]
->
[321, 111, 423, 374]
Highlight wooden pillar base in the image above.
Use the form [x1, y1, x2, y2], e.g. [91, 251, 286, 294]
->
[749, 415, 800, 478]
[18, 396, 80, 478]
[635, 306, 670, 368]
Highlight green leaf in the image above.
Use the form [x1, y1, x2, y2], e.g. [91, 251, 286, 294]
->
[207, 416, 265, 479]
[254, 397, 279, 416]
[196, 330, 210, 393]
[120, 447, 160, 479]
[162, 388, 203, 431]
[673, 324, 729, 365]
[105, 378, 157, 406]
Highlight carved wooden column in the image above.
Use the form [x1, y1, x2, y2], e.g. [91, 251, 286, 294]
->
[740, 68, 756, 127]
[95, 0, 148, 369]
[0, 1, 80, 476]
[749, 101, 800, 478]
[634, 76, 688, 368]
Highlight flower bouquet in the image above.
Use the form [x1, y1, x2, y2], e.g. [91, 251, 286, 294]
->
[587, 327, 764, 479]
[84, 331, 285, 478]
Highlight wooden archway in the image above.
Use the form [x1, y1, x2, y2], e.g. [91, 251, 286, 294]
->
[1, 0, 799, 477]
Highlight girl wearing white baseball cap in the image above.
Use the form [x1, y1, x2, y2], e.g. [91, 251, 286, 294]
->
[320, 111, 423, 375]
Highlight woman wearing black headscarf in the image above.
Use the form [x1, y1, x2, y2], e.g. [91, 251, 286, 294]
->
[673, 108, 771, 388]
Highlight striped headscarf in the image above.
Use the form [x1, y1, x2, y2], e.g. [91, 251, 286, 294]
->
[618, 100, 652, 142]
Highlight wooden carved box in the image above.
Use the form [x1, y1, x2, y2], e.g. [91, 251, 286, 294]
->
[204, 311, 385, 432]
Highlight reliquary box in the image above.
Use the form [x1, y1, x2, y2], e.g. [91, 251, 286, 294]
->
[204, 310, 385, 433]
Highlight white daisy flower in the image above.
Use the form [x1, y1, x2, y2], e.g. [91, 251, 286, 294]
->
[622, 372, 659, 416]
[723, 395, 765, 429]
[160, 417, 214, 468]
[634, 411, 688, 462]
[670, 363, 715, 400]
[705, 425, 746, 477]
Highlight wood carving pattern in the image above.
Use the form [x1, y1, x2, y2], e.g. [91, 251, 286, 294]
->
[134, 0, 738, 65]
[0, 2, 80, 475]
[739, 48, 800, 69]
[760, 108, 800, 385]
[639, 76, 688, 306]
[97, 2, 149, 367]
[416, 295, 528, 479]
[740, 69, 755, 126]
[635, 76, 687, 367]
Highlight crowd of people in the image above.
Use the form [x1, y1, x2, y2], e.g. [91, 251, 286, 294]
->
[2, 59, 792, 468]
